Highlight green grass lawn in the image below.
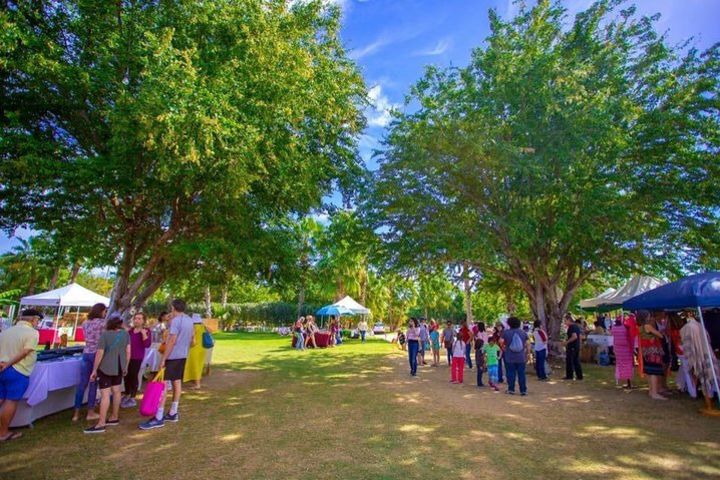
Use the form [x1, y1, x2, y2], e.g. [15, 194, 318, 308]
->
[1, 333, 719, 480]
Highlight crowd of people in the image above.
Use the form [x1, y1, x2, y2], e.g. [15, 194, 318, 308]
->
[402, 316, 547, 396]
[0, 298, 214, 440]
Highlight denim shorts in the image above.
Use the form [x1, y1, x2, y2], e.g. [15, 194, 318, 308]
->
[0, 366, 30, 401]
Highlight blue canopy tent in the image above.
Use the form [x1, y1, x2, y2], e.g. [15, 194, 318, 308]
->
[624, 272, 720, 412]
[316, 305, 354, 317]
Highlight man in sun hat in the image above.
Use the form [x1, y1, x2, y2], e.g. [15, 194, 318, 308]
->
[0, 308, 42, 441]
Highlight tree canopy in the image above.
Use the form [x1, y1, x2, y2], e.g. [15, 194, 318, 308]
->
[1, 0, 366, 316]
[366, 0, 720, 336]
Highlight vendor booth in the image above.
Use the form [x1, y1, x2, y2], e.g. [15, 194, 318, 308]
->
[20, 283, 110, 343]
[9, 283, 110, 426]
[624, 271, 720, 415]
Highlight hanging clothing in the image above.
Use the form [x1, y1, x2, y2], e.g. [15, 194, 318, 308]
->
[611, 324, 634, 382]
[681, 318, 720, 397]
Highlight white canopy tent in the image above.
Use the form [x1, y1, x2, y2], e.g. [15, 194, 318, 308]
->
[597, 276, 667, 309]
[20, 283, 110, 308]
[20, 283, 110, 343]
[332, 296, 370, 315]
[579, 288, 617, 311]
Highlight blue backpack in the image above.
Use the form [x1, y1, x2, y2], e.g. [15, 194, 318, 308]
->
[202, 328, 215, 349]
[509, 332, 525, 353]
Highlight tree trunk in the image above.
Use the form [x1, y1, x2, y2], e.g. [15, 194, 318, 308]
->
[462, 262, 474, 322]
[70, 261, 81, 283]
[297, 281, 306, 318]
[48, 265, 61, 290]
[204, 285, 212, 318]
[221, 287, 228, 308]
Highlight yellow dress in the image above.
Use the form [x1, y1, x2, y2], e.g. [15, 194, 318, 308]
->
[183, 323, 206, 382]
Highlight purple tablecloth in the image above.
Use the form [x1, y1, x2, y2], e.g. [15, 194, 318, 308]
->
[24, 357, 82, 406]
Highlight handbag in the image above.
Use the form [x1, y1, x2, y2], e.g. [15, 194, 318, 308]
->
[139, 368, 165, 417]
[202, 328, 215, 349]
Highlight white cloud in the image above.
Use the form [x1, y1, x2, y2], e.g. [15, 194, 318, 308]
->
[365, 84, 399, 128]
[413, 37, 452, 56]
[350, 36, 392, 60]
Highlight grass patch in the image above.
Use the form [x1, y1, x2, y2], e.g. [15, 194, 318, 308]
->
[1, 333, 719, 479]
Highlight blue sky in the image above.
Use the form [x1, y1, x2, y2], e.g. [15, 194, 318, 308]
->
[2, 0, 719, 253]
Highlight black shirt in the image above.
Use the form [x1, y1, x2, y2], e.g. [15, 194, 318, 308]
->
[567, 324, 582, 349]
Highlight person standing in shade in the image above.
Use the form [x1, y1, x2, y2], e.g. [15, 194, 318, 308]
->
[418, 318, 429, 366]
[406, 319, 421, 377]
[0, 309, 41, 441]
[140, 299, 195, 430]
[184, 314, 206, 389]
[84, 315, 130, 433]
[501, 317, 530, 395]
[357, 318, 368, 343]
[459, 320, 473, 369]
[563, 314, 583, 380]
[532, 320, 549, 380]
[442, 321, 454, 366]
[72, 303, 106, 422]
[429, 322, 441, 367]
[122, 312, 151, 408]
[450, 331, 467, 384]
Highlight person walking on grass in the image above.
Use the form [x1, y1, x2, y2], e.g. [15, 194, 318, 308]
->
[429, 322, 441, 367]
[483, 336, 501, 392]
[442, 321, 454, 366]
[294, 317, 305, 351]
[0, 309, 41, 441]
[501, 317, 530, 396]
[406, 319, 421, 377]
[450, 332, 466, 384]
[305, 316, 318, 348]
[532, 320, 549, 381]
[418, 318, 429, 366]
[563, 313, 584, 381]
[84, 315, 130, 433]
[122, 312, 151, 408]
[357, 318, 368, 343]
[72, 303, 106, 422]
[140, 299, 195, 430]
[475, 337, 486, 387]
[460, 320, 473, 369]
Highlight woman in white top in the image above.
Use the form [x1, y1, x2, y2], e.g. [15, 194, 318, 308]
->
[532, 320, 549, 380]
[406, 319, 421, 376]
[451, 333, 467, 384]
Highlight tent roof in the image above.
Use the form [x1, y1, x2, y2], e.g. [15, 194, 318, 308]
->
[332, 296, 370, 315]
[596, 276, 667, 309]
[579, 288, 617, 310]
[623, 272, 720, 310]
[20, 283, 110, 308]
[316, 304, 355, 316]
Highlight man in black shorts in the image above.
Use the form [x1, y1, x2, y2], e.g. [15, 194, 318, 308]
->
[140, 299, 195, 430]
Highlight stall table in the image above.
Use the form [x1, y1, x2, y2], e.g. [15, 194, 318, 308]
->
[292, 331, 333, 348]
[10, 356, 83, 427]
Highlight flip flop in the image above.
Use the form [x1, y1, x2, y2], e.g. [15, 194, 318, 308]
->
[0, 431, 22, 442]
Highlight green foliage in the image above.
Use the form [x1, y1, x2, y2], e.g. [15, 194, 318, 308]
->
[367, 0, 720, 335]
[0, 0, 366, 315]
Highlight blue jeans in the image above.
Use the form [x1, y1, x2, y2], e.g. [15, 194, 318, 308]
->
[446, 347, 452, 366]
[295, 332, 304, 350]
[505, 361, 527, 394]
[535, 348, 548, 379]
[360, 331, 366, 342]
[476, 367, 485, 386]
[498, 357, 504, 382]
[465, 343, 473, 369]
[336, 332, 342, 345]
[408, 340, 419, 375]
[74, 352, 98, 409]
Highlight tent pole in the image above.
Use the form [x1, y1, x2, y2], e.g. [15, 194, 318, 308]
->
[73, 306, 80, 340]
[696, 307, 720, 408]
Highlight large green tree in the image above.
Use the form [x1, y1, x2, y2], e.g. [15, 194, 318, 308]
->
[367, 0, 720, 338]
[1, 0, 365, 317]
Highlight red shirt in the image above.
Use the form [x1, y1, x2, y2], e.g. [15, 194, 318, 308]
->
[460, 326, 472, 343]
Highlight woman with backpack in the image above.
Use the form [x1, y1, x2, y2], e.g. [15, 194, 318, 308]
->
[501, 317, 530, 396]
[532, 320, 549, 381]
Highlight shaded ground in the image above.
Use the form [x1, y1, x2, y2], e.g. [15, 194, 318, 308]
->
[0, 333, 718, 480]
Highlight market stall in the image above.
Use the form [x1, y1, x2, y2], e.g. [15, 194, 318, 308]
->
[20, 283, 110, 345]
[624, 271, 720, 415]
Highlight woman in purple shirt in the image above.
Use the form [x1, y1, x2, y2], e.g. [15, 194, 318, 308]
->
[73, 303, 106, 422]
[121, 313, 152, 408]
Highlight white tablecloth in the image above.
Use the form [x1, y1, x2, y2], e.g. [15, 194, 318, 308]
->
[586, 334, 613, 347]
[11, 356, 83, 427]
